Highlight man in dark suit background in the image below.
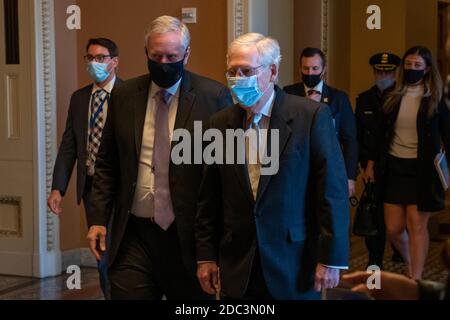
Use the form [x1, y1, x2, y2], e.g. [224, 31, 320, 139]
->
[196, 33, 350, 300]
[48, 38, 122, 299]
[284, 47, 358, 197]
[86, 16, 232, 300]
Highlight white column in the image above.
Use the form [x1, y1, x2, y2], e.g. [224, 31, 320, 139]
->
[32, 0, 61, 278]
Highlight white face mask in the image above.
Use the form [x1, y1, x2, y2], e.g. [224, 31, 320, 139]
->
[227, 75, 270, 107]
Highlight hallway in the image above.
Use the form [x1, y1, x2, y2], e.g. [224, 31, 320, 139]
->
[0, 211, 448, 300]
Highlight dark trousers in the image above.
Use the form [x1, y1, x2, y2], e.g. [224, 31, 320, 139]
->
[364, 176, 403, 268]
[359, 165, 386, 268]
[365, 229, 386, 267]
[83, 175, 111, 300]
[222, 249, 273, 300]
[109, 214, 209, 300]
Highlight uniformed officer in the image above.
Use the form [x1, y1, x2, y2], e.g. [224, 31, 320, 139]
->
[356, 52, 402, 269]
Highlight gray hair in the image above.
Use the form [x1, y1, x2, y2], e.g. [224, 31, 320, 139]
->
[144, 15, 191, 50]
[227, 33, 282, 69]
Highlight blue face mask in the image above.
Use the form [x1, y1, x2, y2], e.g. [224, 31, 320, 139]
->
[375, 78, 395, 92]
[87, 61, 110, 83]
[227, 75, 268, 107]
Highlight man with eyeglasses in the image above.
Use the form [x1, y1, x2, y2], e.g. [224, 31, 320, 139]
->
[86, 16, 232, 300]
[284, 47, 358, 198]
[48, 38, 122, 299]
[195, 33, 349, 300]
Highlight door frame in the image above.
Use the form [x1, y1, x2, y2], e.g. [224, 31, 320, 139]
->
[31, 0, 61, 278]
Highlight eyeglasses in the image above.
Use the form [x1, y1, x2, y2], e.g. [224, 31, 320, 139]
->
[84, 54, 112, 63]
[226, 65, 265, 78]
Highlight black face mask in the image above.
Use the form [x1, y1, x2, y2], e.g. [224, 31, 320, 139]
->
[302, 73, 322, 88]
[147, 58, 185, 88]
[404, 69, 425, 85]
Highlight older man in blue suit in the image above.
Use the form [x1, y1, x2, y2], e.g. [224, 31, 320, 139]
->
[195, 34, 350, 300]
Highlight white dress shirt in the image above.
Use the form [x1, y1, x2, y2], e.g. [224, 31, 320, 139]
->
[131, 79, 182, 218]
[245, 91, 275, 157]
[245, 91, 275, 199]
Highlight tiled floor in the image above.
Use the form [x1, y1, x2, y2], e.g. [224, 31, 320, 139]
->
[0, 268, 103, 300]
[0, 212, 449, 300]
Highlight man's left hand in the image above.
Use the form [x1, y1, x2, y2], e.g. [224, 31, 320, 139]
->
[314, 264, 340, 292]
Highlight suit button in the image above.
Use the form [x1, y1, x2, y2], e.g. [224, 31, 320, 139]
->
[132, 182, 137, 187]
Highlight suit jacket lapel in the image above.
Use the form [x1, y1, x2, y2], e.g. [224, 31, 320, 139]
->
[227, 105, 255, 205]
[134, 75, 151, 158]
[298, 83, 306, 97]
[321, 84, 338, 118]
[321, 83, 330, 105]
[173, 71, 195, 132]
[257, 88, 292, 203]
[114, 78, 123, 88]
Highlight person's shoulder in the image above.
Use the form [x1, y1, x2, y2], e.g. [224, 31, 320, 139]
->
[356, 86, 377, 101]
[283, 82, 302, 95]
[68, 84, 93, 109]
[116, 74, 149, 92]
[208, 103, 239, 127]
[72, 83, 93, 98]
[113, 77, 125, 88]
[325, 85, 353, 112]
[187, 71, 228, 92]
[326, 84, 350, 99]
[283, 90, 322, 117]
[115, 77, 125, 84]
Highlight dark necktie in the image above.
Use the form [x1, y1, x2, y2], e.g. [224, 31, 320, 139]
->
[152, 89, 175, 230]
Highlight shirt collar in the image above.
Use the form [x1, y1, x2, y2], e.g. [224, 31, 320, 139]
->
[246, 90, 275, 120]
[304, 80, 324, 94]
[92, 76, 116, 94]
[150, 78, 182, 99]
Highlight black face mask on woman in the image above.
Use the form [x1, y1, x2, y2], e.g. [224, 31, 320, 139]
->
[147, 58, 185, 88]
[404, 69, 425, 85]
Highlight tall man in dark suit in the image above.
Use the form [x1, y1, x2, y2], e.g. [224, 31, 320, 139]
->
[284, 47, 358, 197]
[196, 33, 350, 300]
[48, 38, 122, 299]
[86, 16, 232, 300]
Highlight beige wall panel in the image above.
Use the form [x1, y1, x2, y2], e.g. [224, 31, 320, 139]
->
[0, 161, 34, 275]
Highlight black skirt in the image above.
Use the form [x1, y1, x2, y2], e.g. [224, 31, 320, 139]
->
[384, 154, 419, 205]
